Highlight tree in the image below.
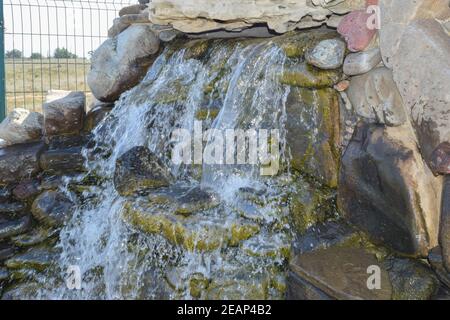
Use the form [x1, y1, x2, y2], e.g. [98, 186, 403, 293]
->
[53, 47, 77, 59]
[5, 49, 22, 59]
[30, 52, 43, 59]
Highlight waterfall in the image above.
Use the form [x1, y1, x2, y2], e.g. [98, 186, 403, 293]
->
[37, 38, 294, 299]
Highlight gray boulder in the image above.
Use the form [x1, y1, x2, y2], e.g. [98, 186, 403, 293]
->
[88, 25, 160, 102]
[343, 47, 382, 76]
[0, 109, 43, 147]
[392, 19, 450, 167]
[305, 39, 346, 70]
[347, 67, 407, 126]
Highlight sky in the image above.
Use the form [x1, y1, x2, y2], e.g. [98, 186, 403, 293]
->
[4, 0, 134, 58]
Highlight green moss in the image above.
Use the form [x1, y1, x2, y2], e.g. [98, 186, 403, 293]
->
[123, 202, 226, 252]
[195, 108, 220, 121]
[280, 65, 341, 88]
[189, 273, 210, 299]
[184, 39, 211, 60]
[229, 223, 260, 247]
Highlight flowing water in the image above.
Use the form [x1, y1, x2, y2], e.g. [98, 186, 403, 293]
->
[34, 38, 300, 299]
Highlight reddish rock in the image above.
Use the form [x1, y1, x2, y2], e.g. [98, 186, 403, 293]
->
[334, 80, 350, 92]
[337, 10, 377, 52]
[12, 179, 41, 201]
[366, 0, 378, 6]
[430, 142, 450, 176]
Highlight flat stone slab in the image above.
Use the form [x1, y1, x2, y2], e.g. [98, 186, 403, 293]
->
[289, 246, 392, 300]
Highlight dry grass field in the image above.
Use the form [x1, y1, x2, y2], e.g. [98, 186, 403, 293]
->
[5, 58, 95, 113]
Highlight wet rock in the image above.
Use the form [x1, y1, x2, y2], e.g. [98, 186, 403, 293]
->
[0, 201, 25, 215]
[383, 256, 439, 300]
[440, 177, 450, 272]
[5, 247, 55, 272]
[114, 146, 172, 196]
[31, 191, 74, 227]
[337, 10, 377, 52]
[39, 147, 85, 175]
[0, 242, 16, 261]
[0, 142, 46, 185]
[280, 64, 341, 89]
[343, 47, 382, 76]
[289, 246, 392, 299]
[11, 227, 56, 248]
[305, 39, 346, 70]
[0, 216, 31, 240]
[338, 123, 442, 257]
[43, 91, 85, 137]
[123, 200, 260, 252]
[0, 108, 43, 147]
[289, 176, 337, 234]
[428, 247, 450, 288]
[0, 186, 11, 202]
[0, 267, 8, 282]
[292, 220, 360, 255]
[393, 19, 450, 166]
[347, 67, 407, 126]
[1, 282, 43, 300]
[12, 179, 40, 201]
[285, 87, 340, 187]
[88, 25, 160, 102]
[83, 103, 113, 132]
[148, 185, 220, 216]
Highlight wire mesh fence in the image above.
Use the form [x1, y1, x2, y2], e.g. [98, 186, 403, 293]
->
[3, 0, 134, 114]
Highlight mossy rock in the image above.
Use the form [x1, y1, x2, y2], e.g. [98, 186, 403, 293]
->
[184, 39, 211, 60]
[285, 87, 341, 188]
[189, 273, 210, 299]
[195, 108, 220, 121]
[280, 64, 341, 89]
[5, 247, 56, 272]
[275, 30, 339, 59]
[122, 201, 260, 252]
[229, 223, 260, 247]
[289, 177, 337, 234]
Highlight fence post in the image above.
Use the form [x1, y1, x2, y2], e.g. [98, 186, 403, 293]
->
[0, 0, 5, 121]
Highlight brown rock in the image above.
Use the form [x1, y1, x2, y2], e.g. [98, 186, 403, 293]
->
[289, 246, 392, 300]
[430, 142, 450, 176]
[43, 91, 86, 137]
[338, 123, 442, 257]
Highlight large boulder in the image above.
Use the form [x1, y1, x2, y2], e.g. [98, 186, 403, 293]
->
[88, 25, 160, 102]
[0, 109, 43, 147]
[43, 91, 85, 137]
[338, 123, 442, 257]
[0, 142, 46, 186]
[114, 146, 172, 196]
[148, 0, 365, 34]
[379, 0, 450, 68]
[288, 244, 439, 300]
[346, 67, 407, 126]
[392, 19, 450, 168]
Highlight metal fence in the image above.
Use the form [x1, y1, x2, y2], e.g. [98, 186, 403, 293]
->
[0, 0, 134, 118]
